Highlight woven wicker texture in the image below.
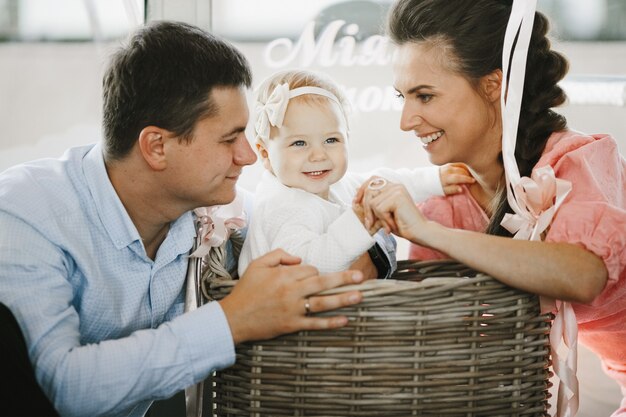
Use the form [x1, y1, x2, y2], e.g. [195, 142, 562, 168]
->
[207, 260, 553, 416]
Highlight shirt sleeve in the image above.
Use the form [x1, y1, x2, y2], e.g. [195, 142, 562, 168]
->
[340, 166, 444, 202]
[373, 166, 444, 201]
[0, 211, 235, 417]
[372, 230, 398, 278]
[262, 203, 376, 274]
[547, 201, 625, 286]
[543, 135, 626, 304]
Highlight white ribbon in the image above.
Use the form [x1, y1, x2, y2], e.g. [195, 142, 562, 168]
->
[190, 193, 247, 258]
[499, 2, 578, 416]
[254, 83, 343, 141]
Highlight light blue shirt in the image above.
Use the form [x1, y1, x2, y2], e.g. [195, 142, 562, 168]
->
[0, 143, 236, 417]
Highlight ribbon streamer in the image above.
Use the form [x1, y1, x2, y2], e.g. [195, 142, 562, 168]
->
[499, 2, 578, 416]
[190, 193, 247, 258]
[183, 233, 205, 417]
[184, 193, 247, 417]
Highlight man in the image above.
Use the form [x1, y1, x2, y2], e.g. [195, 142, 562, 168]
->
[0, 21, 366, 417]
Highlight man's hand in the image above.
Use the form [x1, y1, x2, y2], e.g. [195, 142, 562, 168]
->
[219, 249, 364, 344]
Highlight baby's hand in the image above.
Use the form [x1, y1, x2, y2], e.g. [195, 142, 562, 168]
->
[353, 203, 381, 235]
[439, 163, 474, 195]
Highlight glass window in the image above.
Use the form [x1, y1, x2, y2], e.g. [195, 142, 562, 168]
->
[539, 0, 626, 41]
[210, 0, 626, 42]
[0, 0, 144, 41]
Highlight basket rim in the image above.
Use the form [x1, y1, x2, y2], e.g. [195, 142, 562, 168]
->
[209, 272, 521, 299]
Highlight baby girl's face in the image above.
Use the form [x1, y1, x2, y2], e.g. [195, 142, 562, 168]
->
[259, 98, 348, 200]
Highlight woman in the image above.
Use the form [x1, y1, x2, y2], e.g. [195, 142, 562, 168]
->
[355, 0, 626, 415]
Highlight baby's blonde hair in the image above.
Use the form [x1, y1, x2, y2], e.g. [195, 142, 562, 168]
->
[254, 69, 351, 141]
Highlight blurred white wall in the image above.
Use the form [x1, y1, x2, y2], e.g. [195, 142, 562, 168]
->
[0, 36, 624, 417]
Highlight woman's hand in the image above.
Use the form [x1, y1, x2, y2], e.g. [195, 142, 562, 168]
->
[219, 249, 364, 344]
[352, 202, 382, 235]
[353, 176, 428, 243]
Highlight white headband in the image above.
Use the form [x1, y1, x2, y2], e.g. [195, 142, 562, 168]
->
[254, 83, 343, 141]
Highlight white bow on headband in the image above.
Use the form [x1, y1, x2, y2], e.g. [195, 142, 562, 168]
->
[254, 83, 342, 141]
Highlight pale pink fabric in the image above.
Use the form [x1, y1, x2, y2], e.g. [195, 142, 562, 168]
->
[409, 130, 626, 413]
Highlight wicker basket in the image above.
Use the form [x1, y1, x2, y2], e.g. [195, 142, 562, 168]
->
[207, 260, 553, 416]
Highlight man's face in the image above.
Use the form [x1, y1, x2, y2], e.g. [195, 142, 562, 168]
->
[163, 86, 257, 209]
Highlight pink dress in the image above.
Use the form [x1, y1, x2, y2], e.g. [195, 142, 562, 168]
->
[409, 130, 626, 415]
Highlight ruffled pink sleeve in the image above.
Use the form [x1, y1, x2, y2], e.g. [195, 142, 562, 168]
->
[541, 131, 626, 306]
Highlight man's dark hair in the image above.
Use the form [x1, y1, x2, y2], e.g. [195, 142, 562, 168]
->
[102, 21, 252, 160]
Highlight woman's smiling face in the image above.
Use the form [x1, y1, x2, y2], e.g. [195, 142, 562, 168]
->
[392, 41, 502, 169]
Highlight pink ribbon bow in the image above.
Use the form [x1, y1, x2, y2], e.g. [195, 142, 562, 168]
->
[501, 165, 572, 241]
[254, 82, 291, 141]
[190, 194, 246, 258]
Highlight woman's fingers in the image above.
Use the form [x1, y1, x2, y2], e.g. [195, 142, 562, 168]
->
[360, 181, 403, 233]
[364, 183, 425, 239]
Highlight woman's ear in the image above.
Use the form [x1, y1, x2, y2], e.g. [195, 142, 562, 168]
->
[137, 126, 169, 170]
[256, 140, 273, 172]
[481, 69, 503, 103]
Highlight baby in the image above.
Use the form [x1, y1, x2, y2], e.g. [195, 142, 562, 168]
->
[238, 69, 473, 277]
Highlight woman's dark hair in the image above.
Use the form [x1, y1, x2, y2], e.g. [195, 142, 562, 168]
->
[102, 21, 252, 161]
[387, 0, 569, 235]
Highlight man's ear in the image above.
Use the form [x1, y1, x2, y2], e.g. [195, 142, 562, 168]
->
[137, 126, 169, 171]
[481, 69, 503, 103]
[256, 139, 273, 172]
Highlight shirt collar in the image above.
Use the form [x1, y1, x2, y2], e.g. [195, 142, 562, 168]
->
[82, 142, 195, 255]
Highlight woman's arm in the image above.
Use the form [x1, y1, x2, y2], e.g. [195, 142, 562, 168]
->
[421, 222, 607, 303]
[358, 181, 608, 304]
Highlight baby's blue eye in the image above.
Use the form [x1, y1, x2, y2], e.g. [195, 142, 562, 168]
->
[325, 137, 340, 144]
[291, 140, 306, 147]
